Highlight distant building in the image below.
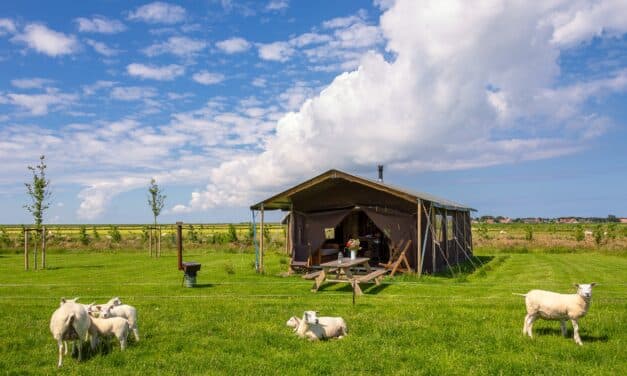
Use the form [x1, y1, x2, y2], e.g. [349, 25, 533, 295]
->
[558, 217, 579, 224]
[620, 218, 627, 224]
[498, 217, 512, 224]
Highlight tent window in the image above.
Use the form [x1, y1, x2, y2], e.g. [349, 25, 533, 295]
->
[447, 215, 455, 240]
[434, 214, 443, 242]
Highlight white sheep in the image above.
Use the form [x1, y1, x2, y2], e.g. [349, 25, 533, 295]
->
[517, 283, 596, 345]
[88, 316, 130, 351]
[294, 311, 347, 341]
[286, 316, 301, 331]
[100, 303, 139, 341]
[49, 298, 91, 367]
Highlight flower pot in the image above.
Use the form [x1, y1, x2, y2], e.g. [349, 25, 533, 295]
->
[350, 250, 357, 260]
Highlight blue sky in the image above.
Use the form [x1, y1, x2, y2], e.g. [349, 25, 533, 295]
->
[0, 0, 626, 224]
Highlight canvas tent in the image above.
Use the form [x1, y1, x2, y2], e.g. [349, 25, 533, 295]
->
[250, 169, 476, 276]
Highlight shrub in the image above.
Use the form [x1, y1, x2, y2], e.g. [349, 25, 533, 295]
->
[0, 227, 11, 248]
[574, 225, 584, 242]
[477, 223, 490, 239]
[188, 225, 199, 243]
[524, 226, 533, 241]
[92, 226, 100, 240]
[227, 224, 238, 243]
[593, 225, 604, 245]
[108, 226, 122, 243]
[79, 225, 90, 245]
[606, 223, 617, 240]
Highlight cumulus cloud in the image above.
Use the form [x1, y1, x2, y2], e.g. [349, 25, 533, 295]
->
[551, 0, 627, 46]
[216, 37, 251, 54]
[0, 18, 17, 35]
[258, 41, 294, 62]
[266, 0, 289, 11]
[4, 89, 77, 115]
[192, 71, 225, 85]
[128, 2, 187, 24]
[75, 16, 126, 33]
[11, 78, 54, 89]
[85, 39, 119, 56]
[143, 36, 206, 57]
[11, 23, 79, 56]
[110, 86, 157, 101]
[174, 0, 627, 212]
[127, 63, 185, 80]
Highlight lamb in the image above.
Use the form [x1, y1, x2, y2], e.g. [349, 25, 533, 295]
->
[100, 303, 139, 341]
[517, 283, 596, 345]
[286, 316, 301, 331]
[49, 298, 91, 367]
[294, 311, 347, 341]
[88, 316, 129, 351]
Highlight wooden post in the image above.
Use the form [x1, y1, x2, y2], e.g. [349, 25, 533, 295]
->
[417, 200, 422, 277]
[33, 231, 37, 270]
[24, 231, 29, 271]
[158, 226, 161, 257]
[176, 222, 183, 270]
[149, 227, 152, 257]
[259, 205, 265, 273]
[431, 208, 436, 274]
[41, 227, 46, 269]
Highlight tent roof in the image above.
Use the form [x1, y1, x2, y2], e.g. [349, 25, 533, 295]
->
[250, 169, 476, 212]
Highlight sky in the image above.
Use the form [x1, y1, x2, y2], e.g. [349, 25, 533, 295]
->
[0, 0, 626, 225]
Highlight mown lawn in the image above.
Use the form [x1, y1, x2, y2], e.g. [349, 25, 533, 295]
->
[0, 249, 625, 375]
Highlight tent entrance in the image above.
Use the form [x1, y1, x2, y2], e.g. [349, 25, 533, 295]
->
[318, 209, 391, 266]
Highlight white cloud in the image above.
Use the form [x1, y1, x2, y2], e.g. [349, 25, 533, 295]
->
[11, 78, 54, 89]
[143, 36, 206, 57]
[128, 2, 187, 24]
[127, 63, 185, 80]
[0, 18, 17, 35]
[174, 0, 627, 212]
[75, 16, 126, 33]
[85, 39, 119, 56]
[82, 80, 116, 96]
[11, 23, 79, 56]
[5, 89, 77, 115]
[258, 41, 294, 62]
[215, 37, 251, 54]
[322, 10, 367, 29]
[551, 0, 627, 47]
[252, 77, 267, 87]
[192, 71, 225, 85]
[110, 86, 157, 101]
[266, 0, 289, 11]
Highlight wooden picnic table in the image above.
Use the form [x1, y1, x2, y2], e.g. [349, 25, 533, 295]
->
[311, 257, 388, 296]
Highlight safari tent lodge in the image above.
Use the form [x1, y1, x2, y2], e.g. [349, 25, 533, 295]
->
[250, 168, 476, 276]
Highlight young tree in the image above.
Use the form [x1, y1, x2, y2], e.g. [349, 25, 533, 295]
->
[147, 178, 166, 226]
[24, 155, 51, 227]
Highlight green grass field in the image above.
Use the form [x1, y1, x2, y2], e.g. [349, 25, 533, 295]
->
[0, 249, 625, 375]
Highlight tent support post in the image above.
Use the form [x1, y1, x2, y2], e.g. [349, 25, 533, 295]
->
[417, 200, 422, 277]
[431, 208, 436, 273]
[252, 210, 259, 273]
[259, 204, 265, 273]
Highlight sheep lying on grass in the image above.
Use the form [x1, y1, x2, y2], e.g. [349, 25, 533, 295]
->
[49, 298, 91, 367]
[286, 316, 300, 331]
[517, 283, 596, 345]
[88, 316, 130, 351]
[294, 311, 347, 341]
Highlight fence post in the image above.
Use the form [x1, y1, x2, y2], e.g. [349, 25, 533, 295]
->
[24, 231, 29, 271]
[41, 227, 46, 269]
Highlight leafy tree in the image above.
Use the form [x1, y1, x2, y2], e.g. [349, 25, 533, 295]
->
[79, 225, 90, 245]
[574, 224, 584, 242]
[147, 178, 166, 227]
[24, 155, 51, 228]
[524, 226, 533, 241]
[188, 224, 199, 243]
[606, 223, 617, 240]
[0, 227, 10, 248]
[108, 226, 122, 243]
[477, 223, 490, 239]
[227, 224, 238, 243]
[92, 226, 100, 240]
[593, 225, 604, 245]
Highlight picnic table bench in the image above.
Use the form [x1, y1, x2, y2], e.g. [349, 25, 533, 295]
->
[311, 257, 388, 295]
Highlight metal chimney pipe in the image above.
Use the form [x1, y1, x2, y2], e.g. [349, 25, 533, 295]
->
[377, 165, 384, 182]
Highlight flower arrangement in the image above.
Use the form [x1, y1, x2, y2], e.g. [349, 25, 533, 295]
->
[345, 238, 360, 251]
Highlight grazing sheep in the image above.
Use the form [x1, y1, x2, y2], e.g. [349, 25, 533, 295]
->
[517, 283, 596, 345]
[100, 303, 139, 341]
[88, 316, 129, 351]
[295, 311, 347, 341]
[49, 298, 91, 367]
[286, 316, 300, 331]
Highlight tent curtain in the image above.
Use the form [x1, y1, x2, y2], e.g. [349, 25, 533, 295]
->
[361, 206, 417, 268]
[292, 208, 353, 262]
